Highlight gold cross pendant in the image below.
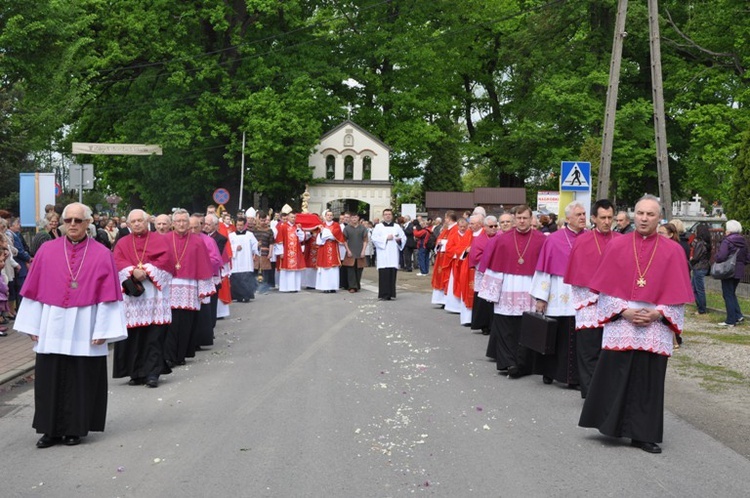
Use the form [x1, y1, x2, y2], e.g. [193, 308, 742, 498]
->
[637, 277, 646, 288]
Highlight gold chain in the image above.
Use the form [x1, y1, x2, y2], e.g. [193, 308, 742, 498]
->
[173, 232, 190, 270]
[633, 234, 659, 287]
[593, 229, 611, 255]
[132, 232, 150, 269]
[64, 236, 90, 289]
[514, 229, 533, 265]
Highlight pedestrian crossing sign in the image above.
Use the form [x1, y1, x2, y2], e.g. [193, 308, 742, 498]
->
[560, 161, 591, 192]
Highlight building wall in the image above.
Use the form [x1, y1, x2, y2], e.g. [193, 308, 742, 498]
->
[310, 125, 389, 182]
[308, 184, 392, 222]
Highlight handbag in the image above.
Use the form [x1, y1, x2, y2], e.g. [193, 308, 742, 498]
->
[122, 276, 145, 297]
[711, 250, 738, 280]
[519, 311, 557, 355]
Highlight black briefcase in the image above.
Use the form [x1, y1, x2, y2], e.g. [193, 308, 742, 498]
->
[519, 311, 557, 355]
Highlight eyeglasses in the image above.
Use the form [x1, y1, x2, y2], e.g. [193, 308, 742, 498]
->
[63, 218, 85, 225]
[487, 224, 498, 228]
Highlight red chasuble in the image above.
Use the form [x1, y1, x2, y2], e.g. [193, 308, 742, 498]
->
[304, 229, 320, 268]
[588, 232, 693, 305]
[431, 224, 457, 291]
[317, 222, 345, 269]
[444, 228, 473, 299]
[275, 222, 306, 271]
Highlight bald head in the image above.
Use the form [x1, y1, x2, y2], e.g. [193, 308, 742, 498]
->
[155, 214, 171, 234]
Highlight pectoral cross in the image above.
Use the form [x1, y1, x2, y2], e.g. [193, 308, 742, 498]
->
[637, 277, 646, 288]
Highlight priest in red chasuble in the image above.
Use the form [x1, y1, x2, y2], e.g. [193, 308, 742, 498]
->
[315, 210, 345, 293]
[442, 217, 473, 318]
[275, 212, 306, 292]
[431, 211, 458, 305]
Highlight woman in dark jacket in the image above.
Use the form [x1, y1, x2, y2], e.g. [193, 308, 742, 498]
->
[690, 223, 712, 315]
[715, 220, 748, 326]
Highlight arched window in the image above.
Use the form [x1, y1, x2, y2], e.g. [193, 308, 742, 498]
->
[362, 156, 372, 181]
[326, 155, 335, 180]
[344, 155, 354, 180]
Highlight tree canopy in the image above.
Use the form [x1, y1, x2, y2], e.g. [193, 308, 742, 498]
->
[1, 0, 748, 218]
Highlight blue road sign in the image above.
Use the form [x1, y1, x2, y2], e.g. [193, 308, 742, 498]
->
[213, 188, 230, 205]
[560, 161, 591, 192]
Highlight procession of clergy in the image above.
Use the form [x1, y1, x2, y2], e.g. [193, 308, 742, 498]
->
[15, 196, 692, 453]
[429, 196, 693, 454]
[13, 201, 374, 449]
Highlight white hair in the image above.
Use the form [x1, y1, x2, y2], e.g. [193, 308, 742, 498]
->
[127, 209, 149, 223]
[205, 213, 219, 226]
[61, 202, 93, 222]
[473, 206, 487, 216]
[171, 208, 189, 221]
[564, 201, 586, 218]
[485, 215, 497, 226]
[726, 220, 743, 234]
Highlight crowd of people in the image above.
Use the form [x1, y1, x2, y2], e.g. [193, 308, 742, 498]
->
[426, 196, 748, 454]
[1, 197, 747, 453]
[2, 201, 399, 448]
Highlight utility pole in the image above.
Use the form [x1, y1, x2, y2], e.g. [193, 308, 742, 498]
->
[239, 131, 246, 213]
[598, 0, 672, 219]
[648, 0, 672, 219]
[597, 0, 628, 201]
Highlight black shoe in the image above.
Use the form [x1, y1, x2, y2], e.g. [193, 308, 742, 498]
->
[165, 360, 175, 368]
[542, 376, 553, 385]
[631, 440, 662, 454]
[63, 435, 81, 446]
[146, 377, 159, 388]
[481, 328, 490, 335]
[36, 435, 62, 448]
[507, 365, 520, 378]
[128, 378, 145, 386]
[177, 360, 186, 366]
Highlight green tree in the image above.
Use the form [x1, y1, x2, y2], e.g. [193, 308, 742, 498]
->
[727, 130, 750, 228]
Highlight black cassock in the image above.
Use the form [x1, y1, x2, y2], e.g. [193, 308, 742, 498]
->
[34, 354, 109, 437]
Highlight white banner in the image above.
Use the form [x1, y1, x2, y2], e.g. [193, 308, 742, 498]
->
[72, 142, 163, 155]
[536, 191, 560, 215]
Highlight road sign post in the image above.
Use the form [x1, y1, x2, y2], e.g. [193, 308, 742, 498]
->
[560, 161, 592, 220]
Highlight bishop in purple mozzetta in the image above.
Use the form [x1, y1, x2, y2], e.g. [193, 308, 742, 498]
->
[579, 195, 693, 454]
[15, 202, 127, 449]
[529, 201, 588, 388]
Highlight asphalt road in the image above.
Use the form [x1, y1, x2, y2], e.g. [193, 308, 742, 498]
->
[2, 282, 750, 497]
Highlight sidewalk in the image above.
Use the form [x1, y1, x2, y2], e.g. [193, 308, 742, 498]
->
[0, 267, 436, 388]
[0, 324, 36, 387]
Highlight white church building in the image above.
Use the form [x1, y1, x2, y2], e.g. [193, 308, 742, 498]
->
[307, 120, 392, 220]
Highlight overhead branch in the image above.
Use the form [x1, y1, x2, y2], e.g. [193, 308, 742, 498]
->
[664, 9, 745, 77]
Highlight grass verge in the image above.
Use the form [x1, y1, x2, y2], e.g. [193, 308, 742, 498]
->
[670, 354, 745, 392]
